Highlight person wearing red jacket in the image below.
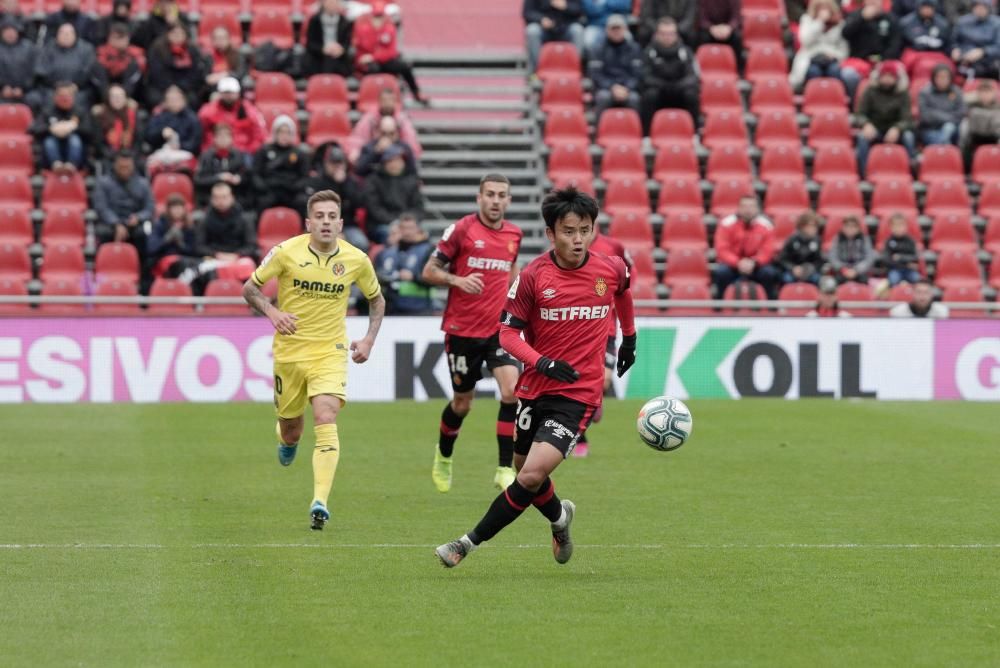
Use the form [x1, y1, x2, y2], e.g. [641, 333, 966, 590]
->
[712, 195, 781, 298]
[352, 1, 426, 103]
[197, 76, 268, 155]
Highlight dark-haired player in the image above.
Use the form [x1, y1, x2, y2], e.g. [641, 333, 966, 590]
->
[421, 174, 523, 493]
[435, 187, 637, 568]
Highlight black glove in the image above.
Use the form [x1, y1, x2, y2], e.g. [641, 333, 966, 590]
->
[617, 334, 636, 378]
[535, 356, 580, 383]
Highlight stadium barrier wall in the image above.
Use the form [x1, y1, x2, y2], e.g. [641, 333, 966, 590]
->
[0, 318, 998, 403]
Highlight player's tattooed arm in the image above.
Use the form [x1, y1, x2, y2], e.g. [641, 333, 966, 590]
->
[351, 293, 385, 363]
[422, 255, 484, 294]
[243, 279, 298, 335]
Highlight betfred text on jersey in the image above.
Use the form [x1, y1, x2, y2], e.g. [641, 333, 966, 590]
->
[466, 257, 513, 272]
[539, 305, 611, 321]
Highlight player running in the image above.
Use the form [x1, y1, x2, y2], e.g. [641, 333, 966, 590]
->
[435, 187, 637, 568]
[242, 190, 385, 531]
[421, 173, 524, 493]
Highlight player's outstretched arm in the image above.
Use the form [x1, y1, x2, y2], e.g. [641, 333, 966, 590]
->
[614, 288, 637, 377]
[350, 293, 385, 364]
[243, 279, 298, 335]
[422, 255, 484, 294]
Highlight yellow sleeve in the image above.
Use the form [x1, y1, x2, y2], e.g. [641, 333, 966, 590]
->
[252, 244, 284, 285]
[355, 254, 382, 300]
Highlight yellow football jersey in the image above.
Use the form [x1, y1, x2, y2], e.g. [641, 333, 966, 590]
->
[251, 234, 381, 363]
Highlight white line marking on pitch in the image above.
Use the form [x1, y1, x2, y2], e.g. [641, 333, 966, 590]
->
[3, 543, 1000, 550]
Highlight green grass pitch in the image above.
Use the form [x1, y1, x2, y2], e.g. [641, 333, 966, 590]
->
[2, 400, 999, 667]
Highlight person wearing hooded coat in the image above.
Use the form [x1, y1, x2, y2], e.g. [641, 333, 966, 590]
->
[918, 63, 966, 144]
[0, 15, 37, 105]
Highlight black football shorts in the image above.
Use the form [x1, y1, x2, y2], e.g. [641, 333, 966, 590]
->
[444, 332, 518, 393]
[514, 396, 596, 458]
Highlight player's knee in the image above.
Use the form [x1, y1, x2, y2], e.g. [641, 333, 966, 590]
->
[515, 467, 545, 492]
[499, 388, 517, 404]
[451, 395, 473, 416]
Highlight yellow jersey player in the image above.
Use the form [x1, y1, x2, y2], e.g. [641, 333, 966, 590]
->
[242, 190, 385, 530]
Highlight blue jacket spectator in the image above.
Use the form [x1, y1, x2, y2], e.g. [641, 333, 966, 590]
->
[144, 84, 203, 154]
[952, 0, 1000, 79]
[582, 0, 633, 53]
[147, 195, 198, 264]
[373, 214, 436, 315]
[900, 0, 952, 55]
[590, 15, 641, 117]
[92, 152, 155, 254]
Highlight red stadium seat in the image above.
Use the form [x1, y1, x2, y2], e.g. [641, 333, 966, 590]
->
[875, 212, 922, 249]
[628, 247, 656, 288]
[701, 111, 749, 151]
[306, 108, 351, 147]
[662, 248, 710, 288]
[595, 108, 642, 150]
[835, 281, 877, 316]
[709, 178, 754, 218]
[257, 207, 302, 255]
[539, 76, 583, 113]
[758, 145, 805, 184]
[0, 137, 34, 177]
[203, 278, 250, 315]
[0, 104, 32, 137]
[305, 74, 349, 113]
[769, 212, 799, 245]
[600, 144, 645, 181]
[631, 281, 662, 316]
[700, 79, 743, 114]
[754, 109, 801, 151]
[801, 78, 847, 115]
[198, 9, 243, 49]
[536, 42, 581, 82]
[95, 242, 140, 284]
[818, 179, 864, 222]
[778, 282, 820, 316]
[40, 209, 85, 247]
[0, 242, 31, 283]
[870, 179, 918, 220]
[745, 46, 788, 85]
[743, 14, 783, 49]
[971, 145, 1000, 187]
[548, 142, 592, 185]
[356, 74, 400, 113]
[749, 78, 795, 114]
[918, 144, 963, 184]
[865, 144, 912, 185]
[696, 44, 738, 83]
[811, 145, 859, 185]
[148, 278, 195, 315]
[742, 0, 784, 17]
[941, 285, 986, 318]
[705, 146, 752, 183]
[544, 108, 588, 147]
[652, 143, 700, 182]
[0, 209, 33, 247]
[151, 173, 194, 212]
[934, 249, 982, 290]
[888, 282, 915, 303]
[722, 280, 768, 314]
[666, 282, 713, 316]
[924, 180, 971, 218]
[93, 279, 141, 316]
[249, 10, 294, 49]
[38, 278, 86, 315]
[0, 277, 29, 315]
[929, 213, 977, 253]
[603, 178, 650, 218]
[39, 242, 85, 284]
[989, 254, 1000, 290]
[807, 111, 853, 151]
[608, 212, 654, 250]
[763, 177, 809, 221]
[657, 177, 704, 217]
[660, 212, 708, 252]
[983, 216, 1000, 256]
[254, 72, 298, 120]
[40, 172, 87, 216]
[976, 181, 1000, 220]
[649, 109, 695, 150]
[245, 0, 298, 12]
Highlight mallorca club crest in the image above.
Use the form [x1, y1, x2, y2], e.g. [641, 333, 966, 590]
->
[331, 262, 346, 277]
[594, 277, 608, 297]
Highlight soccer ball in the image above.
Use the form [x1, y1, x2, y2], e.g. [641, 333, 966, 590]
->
[636, 396, 693, 451]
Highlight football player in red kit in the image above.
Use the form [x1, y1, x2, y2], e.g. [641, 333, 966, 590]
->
[435, 187, 637, 568]
[421, 174, 523, 492]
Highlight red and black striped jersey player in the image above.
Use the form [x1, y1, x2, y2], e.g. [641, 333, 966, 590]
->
[421, 173, 524, 493]
[435, 187, 638, 568]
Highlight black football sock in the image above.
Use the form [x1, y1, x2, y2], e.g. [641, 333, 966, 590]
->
[532, 477, 564, 524]
[438, 402, 465, 458]
[467, 480, 536, 545]
[496, 401, 516, 467]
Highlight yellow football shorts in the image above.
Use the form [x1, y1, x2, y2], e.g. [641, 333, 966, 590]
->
[272, 351, 348, 419]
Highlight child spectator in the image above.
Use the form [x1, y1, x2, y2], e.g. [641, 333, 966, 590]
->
[0, 16, 37, 105]
[881, 212, 922, 285]
[252, 115, 309, 211]
[145, 22, 206, 107]
[590, 15, 641, 118]
[829, 215, 876, 283]
[353, 2, 426, 103]
[32, 81, 93, 172]
[790, 0, 847, 90]
[918, 64, 965, 145]
[778, 212, 825, 285]
[92, 83, 142, 160]
[194, 123, 251, 206]
[305, 0, 354, 77]
[198, 76, 267, 155]
[96, 23, 145, 100]
[855, 60, 916, 177]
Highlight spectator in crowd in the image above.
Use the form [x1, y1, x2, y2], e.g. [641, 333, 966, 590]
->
[347, 87, 421, 162]
[297, 144, 366, 249]
[353, 2, 426, 103]
[198, 76, 267, 155]
[712, 195, 780, 298]
[91, 0, 133, 47]
[583, 1, 633, 54]
[918, 64, 965, 145]
[146, 22, 206, 107]
[197, 182, 257, 262]
[146, 84, 202, 155]
[305, 0, 354, 77]
[880, 212, 922, 285]
[93, 151, 154, 254]
[952, 0, 1000, 80]
[374, 213, 436, 314]
[32, 81, 93, 172]
[829, 215, 876, 283]
[900, 0, 952, 75]
[96, 23, 145, 100]
[45, 0, 96, 45]
[637, 0, 696, 45]
[807, 275, 852, 317]
[523, 0, 586, 72]
[790, 0, 848, 90]
[889, 278, 949, 316]
[92, 83, 142, 160]
[960, 79, 1000, 165]
[777, 212, 825, 285]
[147, 193, 199, 280]
[855, 60, 916, 177]
[252, 115, 309, 211]
[0, 16, 37, 106]
[0, 0, 31, 32]
[354, 115, 417, 177]
[205, 27, 247, 91]
[591, 15, 641, 118]
[696, 0, 742, 63]
[33, 23, 99, 108]
[840, 0, 903, 99]
[638, 17, 699, 133]
[363, 145, 423, 242]
[194, 123, 251, 206]
[133, 0, 185, 51]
